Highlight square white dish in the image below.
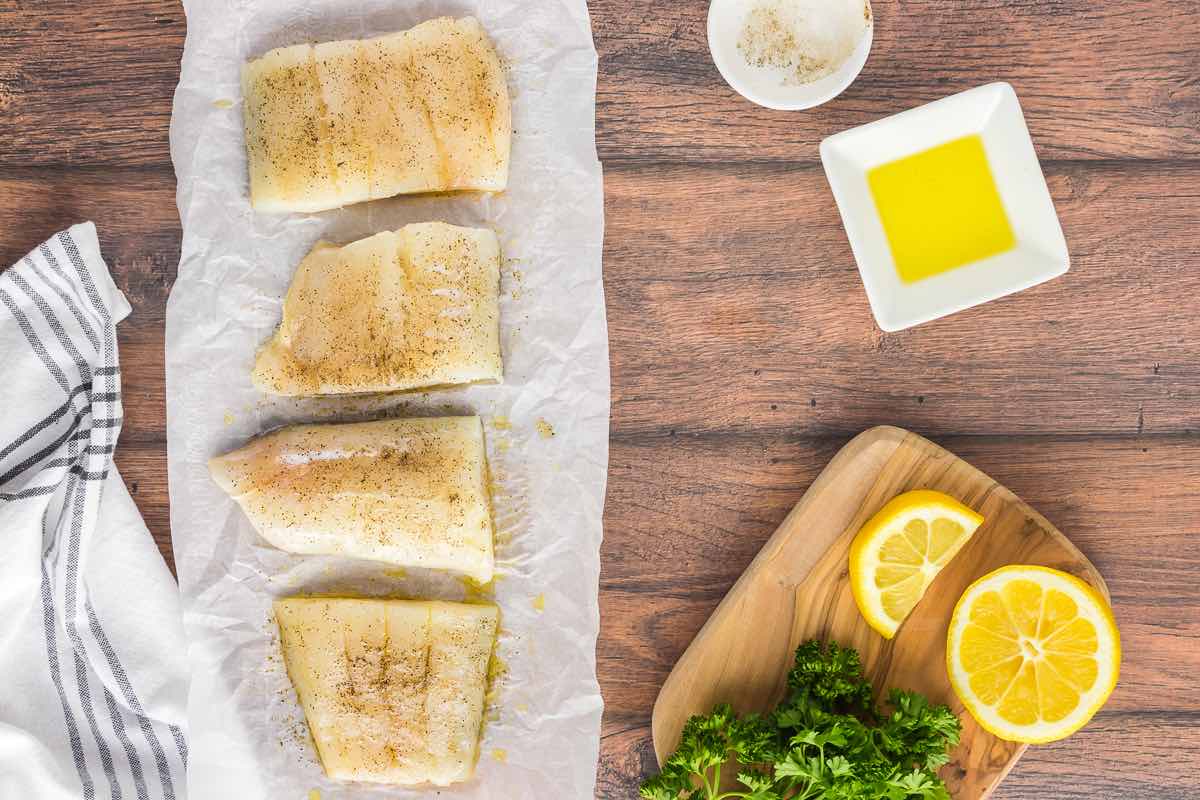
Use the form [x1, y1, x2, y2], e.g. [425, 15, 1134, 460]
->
[820, 82, 1069, 332]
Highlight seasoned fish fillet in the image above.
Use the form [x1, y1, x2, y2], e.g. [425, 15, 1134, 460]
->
[240, 42, 339, 213]
[274, 597, 498, 786]
[209, 417, 494, 582]
[242, 16, 511, 213]
[252, 222, 502, 396]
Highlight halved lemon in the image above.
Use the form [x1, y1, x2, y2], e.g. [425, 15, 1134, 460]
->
[849, 489, 984, 638]
[947, 564, 1120, 743]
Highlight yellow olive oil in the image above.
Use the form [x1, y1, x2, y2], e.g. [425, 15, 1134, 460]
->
[867, 134, 1015, 283]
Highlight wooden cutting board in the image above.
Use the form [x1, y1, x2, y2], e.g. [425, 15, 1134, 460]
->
[651, 425, 1109, 799]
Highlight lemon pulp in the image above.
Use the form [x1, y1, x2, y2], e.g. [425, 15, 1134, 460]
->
[947, 565, 1120, 743]
[849, 490, 984, 639]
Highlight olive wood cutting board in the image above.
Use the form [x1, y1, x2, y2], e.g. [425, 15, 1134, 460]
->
[651, 425, 1109, 798]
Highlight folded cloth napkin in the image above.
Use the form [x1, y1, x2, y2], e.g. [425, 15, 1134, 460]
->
[0, 223, 189, 799]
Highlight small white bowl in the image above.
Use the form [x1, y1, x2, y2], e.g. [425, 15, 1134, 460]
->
[820, 82, 1070, 332]
[707, 0, 873, 111]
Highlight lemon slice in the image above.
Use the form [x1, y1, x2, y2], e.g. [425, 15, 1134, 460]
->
[849, 490, 984, 638]
[947, 564, 1120, 744]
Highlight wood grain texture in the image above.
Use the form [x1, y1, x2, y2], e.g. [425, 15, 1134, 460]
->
[0, 1, 184, 167]
[3, 161, 1198, 442]
[0, 171, 174, 448]
[3, 2, 1200, 166]
[605, 161, 1200, 438]
[650, 427, 1110, 798]
[600, 433, 1200, 691]
[600, 432, 1200, 798]
[1, 1, 1198, 797]
[593, 0, 1200, 163]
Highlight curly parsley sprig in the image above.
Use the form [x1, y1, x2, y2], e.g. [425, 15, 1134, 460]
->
[640, 640, 961, 800]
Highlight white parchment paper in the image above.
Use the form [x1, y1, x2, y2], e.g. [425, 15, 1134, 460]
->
[164, 2, 606, 798]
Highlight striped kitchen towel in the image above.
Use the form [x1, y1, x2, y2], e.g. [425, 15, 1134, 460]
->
[0, 222, 189, 799]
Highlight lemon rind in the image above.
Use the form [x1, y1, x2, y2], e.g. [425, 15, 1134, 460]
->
[849, 490, 984, 640]
[946, 564, 1121, 745]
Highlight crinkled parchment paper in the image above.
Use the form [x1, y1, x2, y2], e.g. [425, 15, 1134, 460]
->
[165, 2, 606, 797]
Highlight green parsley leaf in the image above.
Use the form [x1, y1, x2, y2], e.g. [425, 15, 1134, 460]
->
[639, 640, 962, 800]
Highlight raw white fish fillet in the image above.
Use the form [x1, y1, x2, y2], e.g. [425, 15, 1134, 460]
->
[240, 43, 340, 213]
[274, 597, 498, 786]
[252, 222, 502, 396]
[242, 16, 511, 213]
[209, 417, 495, 582]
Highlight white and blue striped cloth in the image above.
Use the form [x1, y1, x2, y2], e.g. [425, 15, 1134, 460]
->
[0, 223, 189, 799]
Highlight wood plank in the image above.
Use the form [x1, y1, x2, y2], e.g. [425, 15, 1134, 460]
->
[3, 160, 1197, 444]
[114, 431, 1200, 726]
[592, 0, 1200, 162]
[0, 170, 177, 445]
[113, 429, 1199, 795]
[0, 1, 184, 167]
[3, 1, 1200, 166]
[3, 4, 1198, 798]
[600, 433, 1200, 708]
[991, 712, 1200, 800]
[605, 161, 1200, 437]
[0, 169, 179, 278]
[598, 711, 1200, 800]
[599, 432, 1200, 797]
[650, 426, 1112, 798]
[112, 441, 172, 572]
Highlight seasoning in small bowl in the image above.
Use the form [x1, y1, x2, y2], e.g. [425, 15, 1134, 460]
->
[708, 0, 872, 110]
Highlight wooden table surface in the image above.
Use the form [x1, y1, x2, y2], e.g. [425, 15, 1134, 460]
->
[2, 1, 1198, 797]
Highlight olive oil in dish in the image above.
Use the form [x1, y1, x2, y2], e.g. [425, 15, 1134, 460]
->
[867, 133, 1016, 283]
[820, 83, 1070, 331]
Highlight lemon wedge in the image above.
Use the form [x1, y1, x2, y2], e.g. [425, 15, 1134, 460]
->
[849, 490, 984, 638]
[946, 564, 1120, 743]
